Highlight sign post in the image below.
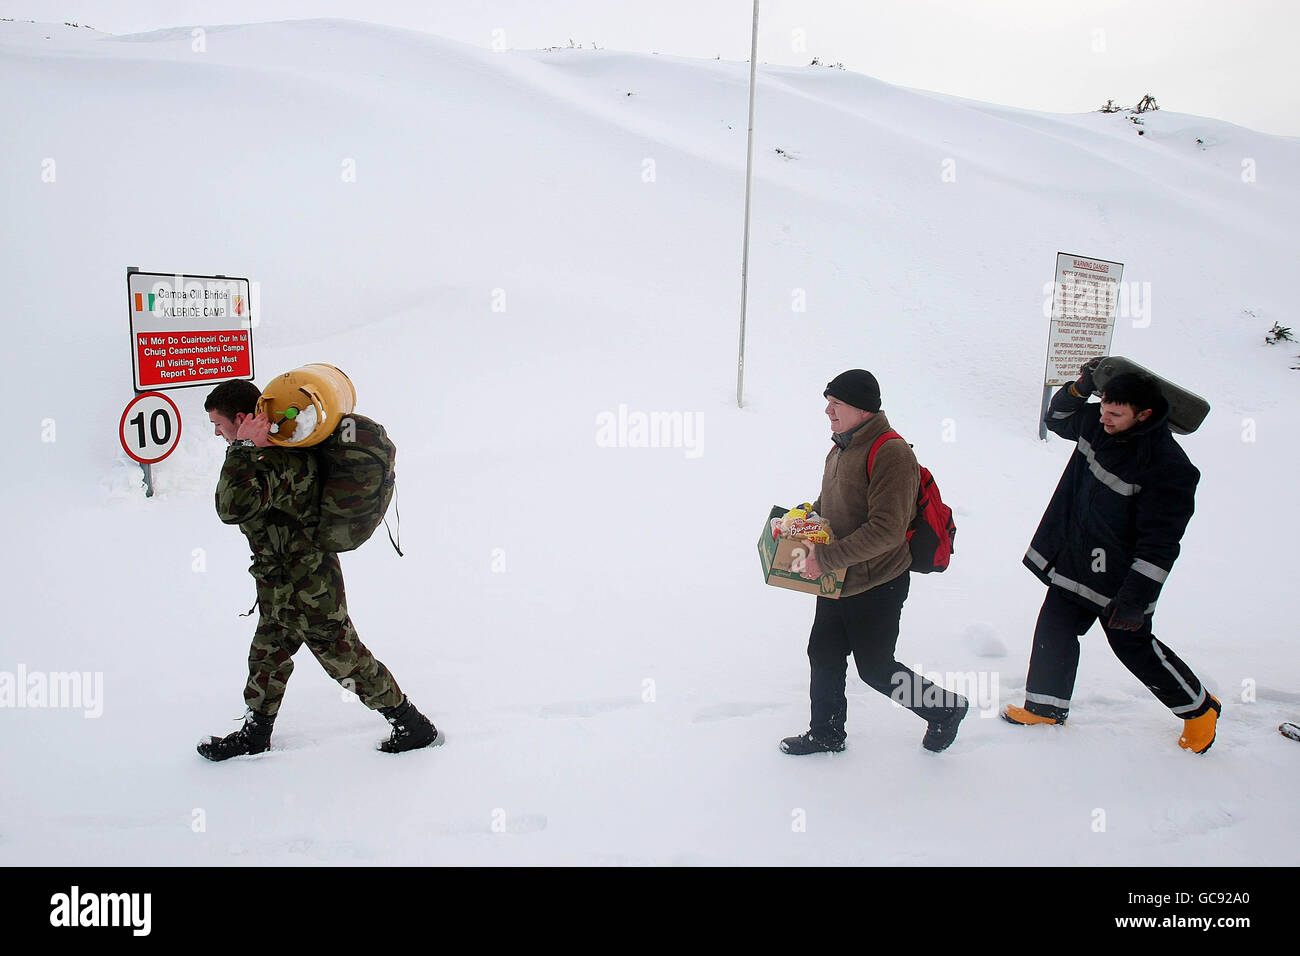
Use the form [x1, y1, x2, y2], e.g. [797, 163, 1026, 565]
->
[736, 0, 760, 409]
[119, 392, 182, 497]
[1040, 252, 1123, 438]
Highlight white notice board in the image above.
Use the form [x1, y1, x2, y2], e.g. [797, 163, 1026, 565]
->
[1044, 252, 1123, 386]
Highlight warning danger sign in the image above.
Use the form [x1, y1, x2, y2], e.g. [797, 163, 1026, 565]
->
[1043, 253, 1123, 386]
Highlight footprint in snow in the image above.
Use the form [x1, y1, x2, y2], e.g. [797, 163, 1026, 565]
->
[692, 701, 783, 722]
[536, 698, 639, 718]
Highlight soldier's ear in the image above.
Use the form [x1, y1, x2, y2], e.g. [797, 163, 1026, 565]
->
[1136, 409, 1152, 422]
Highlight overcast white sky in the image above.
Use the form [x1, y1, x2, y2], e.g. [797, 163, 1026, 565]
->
[7, 0, 1298, 135]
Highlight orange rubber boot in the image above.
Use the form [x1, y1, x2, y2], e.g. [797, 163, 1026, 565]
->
[1001, 704, 1064, 726]
[1178, 696, 1221, 754]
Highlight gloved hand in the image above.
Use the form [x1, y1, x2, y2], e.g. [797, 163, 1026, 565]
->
[1076, 357, 1104, 397]
[1104, 599, 1145, 631]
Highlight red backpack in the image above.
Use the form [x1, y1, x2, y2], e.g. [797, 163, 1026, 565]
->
[867, 431, 956, 573]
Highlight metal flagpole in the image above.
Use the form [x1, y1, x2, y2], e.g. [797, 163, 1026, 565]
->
[736, 0, 760, 408]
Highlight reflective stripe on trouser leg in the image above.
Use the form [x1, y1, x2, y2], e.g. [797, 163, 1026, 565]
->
[1026, 690, 1073, 710]
[1023, 589, 1095, 718]
[1155, 640, 1207, 715]
[1100, 623, 1207, 717]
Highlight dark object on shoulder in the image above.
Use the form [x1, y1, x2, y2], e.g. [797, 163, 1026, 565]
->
[1091, 355, 1210, 435]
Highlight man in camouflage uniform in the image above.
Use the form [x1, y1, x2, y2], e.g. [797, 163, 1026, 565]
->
[198, 379, 439, 760]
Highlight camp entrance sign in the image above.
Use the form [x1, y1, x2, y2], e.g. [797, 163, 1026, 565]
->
[1039, 252, 1123, 438]
[128, 269, 255, 392]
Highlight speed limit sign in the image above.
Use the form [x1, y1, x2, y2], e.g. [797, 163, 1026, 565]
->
[120, 392, 182, 464]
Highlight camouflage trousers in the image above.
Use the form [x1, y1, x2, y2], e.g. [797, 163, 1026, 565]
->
[244, 551, 403, 718]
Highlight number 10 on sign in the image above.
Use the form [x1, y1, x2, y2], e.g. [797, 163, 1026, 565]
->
[119, 391, 182, 497]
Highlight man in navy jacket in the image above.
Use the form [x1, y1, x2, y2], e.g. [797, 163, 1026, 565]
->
[1004, 362, 1221, 753]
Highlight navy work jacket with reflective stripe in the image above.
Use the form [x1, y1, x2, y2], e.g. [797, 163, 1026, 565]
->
[1023, 383, 1200, 614]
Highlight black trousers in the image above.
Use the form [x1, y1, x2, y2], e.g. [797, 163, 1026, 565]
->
[807, 571, 960, 740]
[1024, 587, 1211, 721]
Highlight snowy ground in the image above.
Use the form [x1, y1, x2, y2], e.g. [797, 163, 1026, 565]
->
[1, 19, 1297, 866]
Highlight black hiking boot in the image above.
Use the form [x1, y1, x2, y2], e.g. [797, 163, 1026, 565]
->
[197, 709, 275, 761]
[922, 696, 969, 753]
[780, 729, 846, 755]
[378, 697, 442, 754]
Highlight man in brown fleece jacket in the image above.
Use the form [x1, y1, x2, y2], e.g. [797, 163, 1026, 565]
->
[781, 369, 968, 754]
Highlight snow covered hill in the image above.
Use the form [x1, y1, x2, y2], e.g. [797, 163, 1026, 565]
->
[1, 18, 1297, 866]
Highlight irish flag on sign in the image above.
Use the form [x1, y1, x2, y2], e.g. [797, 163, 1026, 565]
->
[134, 292, 156, 312]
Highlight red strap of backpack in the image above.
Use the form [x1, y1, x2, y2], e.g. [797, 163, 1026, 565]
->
[866, 430, 903, 477]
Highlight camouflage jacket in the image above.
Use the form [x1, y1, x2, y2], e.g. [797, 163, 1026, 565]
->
[215, 444, 322, 578]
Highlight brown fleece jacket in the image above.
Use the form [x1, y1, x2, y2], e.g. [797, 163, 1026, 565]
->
[811, 411, 918, 597]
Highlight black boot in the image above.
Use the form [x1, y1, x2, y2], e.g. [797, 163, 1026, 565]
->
[378, 696, 442, 754]
[197, 709, 275, 761]
[922, 696, 969, 753]
[780, 729, 846, 755]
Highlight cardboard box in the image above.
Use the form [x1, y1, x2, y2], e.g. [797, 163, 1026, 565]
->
[757, 505, 845, 598]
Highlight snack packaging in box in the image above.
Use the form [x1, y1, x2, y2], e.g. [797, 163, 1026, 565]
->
[757, 505, 845, 598]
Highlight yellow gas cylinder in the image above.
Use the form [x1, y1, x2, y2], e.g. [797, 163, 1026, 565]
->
[257, 364, 357, 448]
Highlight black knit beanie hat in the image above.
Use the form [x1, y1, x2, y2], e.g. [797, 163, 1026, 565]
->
[824, 369, 881, 413]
